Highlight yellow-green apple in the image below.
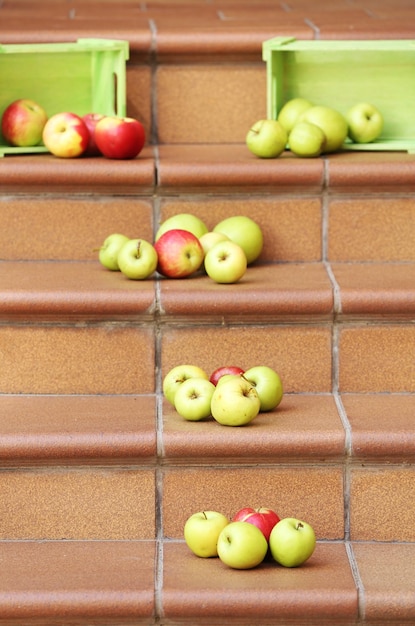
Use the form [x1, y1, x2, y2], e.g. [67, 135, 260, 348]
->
[243, 365, 283, 412]
[346, 102, 383, 143]
[213, 215, 263, 265]
[209, 365, 244, 386]
[199, 231, 229, 256]
[174, 377, 215, 421]
[210, 376, 260, 426]
[163, 364, 209, 405]
[246, 119, 287, 158]
[233, 506, 280, 542]
[97, 233, 130, 270]
[155, 229, 204, 278]
[215, 373, 241, 388]
[42, 112, 89, 157]
[204, 240, 247, 284]
[217, 521, 268, 569]
[288, 121, 326, 157]
[82, 112, 105, 156]
[277, 97, 314, 133]
[269, 517, 316, 567]
[184, 511, 230, 558]
[94, 115, 145, 159]
[300, 105, 348, 153]
[1, 98, 48, 147]
[117, 238, 158, 280]
[155, 213, 208, 241]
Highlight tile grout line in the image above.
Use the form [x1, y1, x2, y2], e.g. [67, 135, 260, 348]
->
[346, 541, 366, 622]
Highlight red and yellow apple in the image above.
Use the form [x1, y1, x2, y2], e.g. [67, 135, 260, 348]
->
[42, 112, 89, 158]
[94, 115, 146, 159]
[2, 98, 48, 147]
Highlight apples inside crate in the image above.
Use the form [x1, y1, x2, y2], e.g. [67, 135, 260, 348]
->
[262, 37, 415, 152]
[0, 38, 129, 156]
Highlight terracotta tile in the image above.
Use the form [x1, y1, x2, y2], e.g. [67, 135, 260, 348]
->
[350, 467, 415, 540]
[319, 17, 415, 39]
[162, 542, 357, 625]
[352, 543, 415, 624]
[157, 145, 324, 192]
[163, 393, 345, 462]
[126, 65, 152, 137]
[0, 197, 154, 261]
[342, 393, 415, 461]
[158, 196, 323, 262]
[161, 325, 332, 393]
[0, 395, 156, 466]
[0, 540, 155, 623]
[162, 466, 344, 539]
[328, 197, 415, 262]
[339, 325, 415, 392]
[0, 468, 155, 539]
[332, 262, 415, 316]
[0, 325, 155, 394]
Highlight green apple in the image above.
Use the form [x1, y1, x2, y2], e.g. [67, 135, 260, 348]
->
[163, 364, 209, 405]
[217, 521, 268, 569]
[300, 105, 348, 153]
[97, 233, 130, 271]
[199, 231, 229, 256]
[174, 377, 215, 421]
[243, 365, 283, 412]
[155, 213, 208, 241]
[288, 121, 326, 158]
[215, 373, 242, 388]
[213, 215, 263, 265]
[210, 376, 260, 426]
[204, 240, 247, 284]
[246, 119, 287, 158]
[184, 510, 230, 558]
[277, 97, 314, 133]
[346, 102, 383, 143]
[117, 238, 158, 280]
[269, 517, 316, 567]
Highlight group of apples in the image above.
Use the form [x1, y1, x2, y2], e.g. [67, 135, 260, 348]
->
[97, 212, 263, 284]
[247, 97, 384, 158]
[184, 506, 316, 570]
[1, 97, 145, 159]
[164, 362, 283, 426]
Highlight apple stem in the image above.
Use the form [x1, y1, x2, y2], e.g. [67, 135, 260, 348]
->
[296, 522, 304, 530]
[136, 240, 141, 258]
[202, 511, 208, 520]
[241, 373, 255, 387]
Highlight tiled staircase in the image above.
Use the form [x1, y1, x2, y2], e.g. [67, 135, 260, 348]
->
[1, 1, 415, 625]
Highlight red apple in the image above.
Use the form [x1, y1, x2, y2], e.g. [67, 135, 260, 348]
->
[82, 112, 105, 156]
[42, 112, 89, 158]
[210, 366, 245, 386]
[232, 506, 280, 542]
[94, 115, 145, 159]
[1, 98, 48, 147]
[154, 228, 204, 278]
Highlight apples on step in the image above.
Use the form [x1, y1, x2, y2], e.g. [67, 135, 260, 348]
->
[1, 98, 48, 147]
[213, 215, 263, 265]
[204, 240, 247, 284]
[94, 115, 146, 159]
[155, 213, 209, 241]
[288, 121, 326, 157]
[174, 377, 215, 421]
[246, 119, 287, 158]
[346, 102, 383, 143]
[155, 228, 205, 278]
[299, 105, 348, 153]
[117, 238, 158, 280]
[97, 233, 130, 270]
[269, 517, 316, 567]
[277, 97, 314, 133]
[163, 364, 209, 406]
[42, 112, 89, 158]
[217, 521, 268, 569]
[184, 511, 230, 558]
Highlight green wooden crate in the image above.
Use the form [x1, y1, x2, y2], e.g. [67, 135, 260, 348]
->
[0, 38, 129, 156]
[263, 37, 415, 152]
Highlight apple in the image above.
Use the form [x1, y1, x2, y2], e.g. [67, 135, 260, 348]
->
[199, 231, 229, 256]
[243, 365, 283, 412]
[1, 98, 48, 147]
[346, 102, 383, 144]
[233, 506, 280, 542]
[269, 517, 316, 568]
[288, 121, 326, 157]
[184, 511, 230, 558]
[204, 240, 247, 284]
[213, 215, 263, 265]
[117, 238, 158, 280]
[215, 373, 242, 388]
[246, 119, 287, 158]
[210, 376, 260, 426]
[174, 377, 215, 421]
[42, 112, 89, 158]
[82, 112, 105, 155]
[155, 213, 209, 241]
[97, 233, 130, 271]
[217, 521, 268, 569]
[94, 115, 145, 159]
[209, 365, 244, 386]
[155, 229, 204, 278]
[299, 105, 348, 153]
[277, 97, 314, 133]
[163, 364, 209, 406]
